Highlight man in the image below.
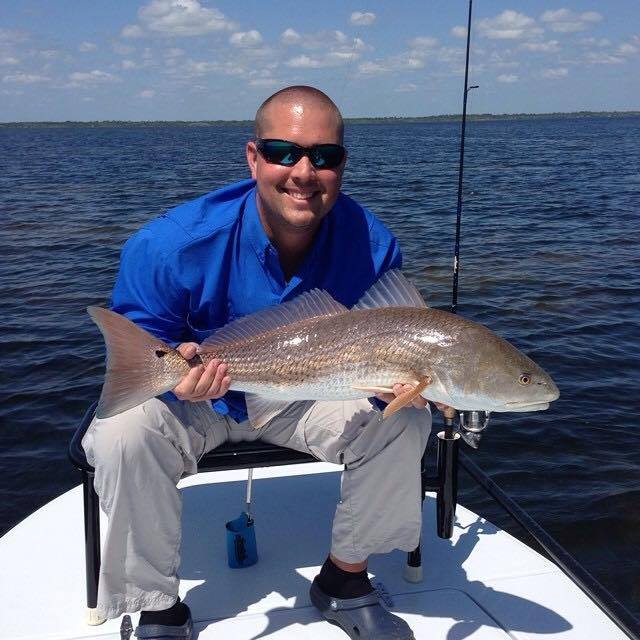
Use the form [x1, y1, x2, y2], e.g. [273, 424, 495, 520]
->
[83, 85, 431, 640]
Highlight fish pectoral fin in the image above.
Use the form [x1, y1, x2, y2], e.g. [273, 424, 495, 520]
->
[351, 384, 396, 395]
[245, 394, 291, 429]
[382, 376, 431, 419]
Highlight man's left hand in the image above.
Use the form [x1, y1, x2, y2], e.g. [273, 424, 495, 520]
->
[375, 383, 429, 410]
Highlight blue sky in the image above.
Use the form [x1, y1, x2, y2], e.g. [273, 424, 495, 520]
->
[1, 0, 638, 121]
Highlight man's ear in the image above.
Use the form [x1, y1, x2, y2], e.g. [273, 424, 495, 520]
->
[246, 140, 258, 179]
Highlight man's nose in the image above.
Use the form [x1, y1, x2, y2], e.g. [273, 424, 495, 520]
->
[289, 154, 316, 181]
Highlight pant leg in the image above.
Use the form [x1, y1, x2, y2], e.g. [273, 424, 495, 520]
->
[81, 398, 231, 620]
[260, 399, 431, 564]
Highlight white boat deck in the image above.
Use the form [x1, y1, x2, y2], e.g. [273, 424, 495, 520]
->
[0, 462, 631, 640]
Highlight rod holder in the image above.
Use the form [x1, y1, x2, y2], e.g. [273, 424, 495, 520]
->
[436, 427, 460, 539]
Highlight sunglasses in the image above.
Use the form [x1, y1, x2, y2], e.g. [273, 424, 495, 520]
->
[256, 138, 346, 169]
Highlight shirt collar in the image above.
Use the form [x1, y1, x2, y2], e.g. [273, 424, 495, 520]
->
[243, 186, 333, 295]
[244, 185, 272, 263]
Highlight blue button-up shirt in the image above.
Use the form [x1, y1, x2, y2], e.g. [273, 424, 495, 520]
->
[111, 178, 401, 422]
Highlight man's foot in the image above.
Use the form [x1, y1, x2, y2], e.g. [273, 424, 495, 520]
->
[134, 598, 193, 639]
[310, 558, 414, 639]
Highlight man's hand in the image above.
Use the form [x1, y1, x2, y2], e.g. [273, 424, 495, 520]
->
[375, 383, 449, 412]
[173, 342, 231, 402]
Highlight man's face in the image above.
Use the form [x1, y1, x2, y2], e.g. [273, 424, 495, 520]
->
[246, 101, 346, 239]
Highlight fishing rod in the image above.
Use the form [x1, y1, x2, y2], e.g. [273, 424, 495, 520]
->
[451, 0, 479, 317]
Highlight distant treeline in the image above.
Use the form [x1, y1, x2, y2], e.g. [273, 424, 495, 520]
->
[1, 111, 639, 127]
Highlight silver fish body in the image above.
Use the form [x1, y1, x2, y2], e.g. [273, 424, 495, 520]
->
[88, 269, 559, 423]
[197, 306, 559, 412]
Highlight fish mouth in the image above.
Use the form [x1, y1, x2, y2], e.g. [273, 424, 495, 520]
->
[497, 402, 551, 413]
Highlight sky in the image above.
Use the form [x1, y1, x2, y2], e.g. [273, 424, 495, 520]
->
[1, 0, 639, 121]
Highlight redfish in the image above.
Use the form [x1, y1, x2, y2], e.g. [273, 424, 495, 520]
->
[88, 270, 559, 427]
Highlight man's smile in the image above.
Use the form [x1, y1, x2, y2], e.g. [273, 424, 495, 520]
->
[279, 187, 321, 201]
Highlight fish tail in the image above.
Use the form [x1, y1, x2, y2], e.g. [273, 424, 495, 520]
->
[87, 306, 191, 419]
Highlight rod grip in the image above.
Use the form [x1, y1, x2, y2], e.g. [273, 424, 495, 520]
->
[436, 430, 460, 539]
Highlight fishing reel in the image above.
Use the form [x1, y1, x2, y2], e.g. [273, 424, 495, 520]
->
[457, 410, 491, 449]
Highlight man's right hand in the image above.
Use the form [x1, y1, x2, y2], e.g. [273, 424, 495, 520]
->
[173, 342, 231, 402]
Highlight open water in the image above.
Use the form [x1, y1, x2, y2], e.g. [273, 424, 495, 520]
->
[1, 117, 639, 619]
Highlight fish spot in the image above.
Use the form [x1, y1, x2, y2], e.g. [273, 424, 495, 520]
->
[155, 350, 167, 358]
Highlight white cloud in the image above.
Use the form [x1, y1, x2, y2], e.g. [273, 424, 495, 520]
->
[395, 83, 418, 92]
[408, 36, 438, 51]
[136, 0, 235, 36]
[230, 30, 263, 48]
[81, 96, 94, 102]
[183, 58, 245, 76]
[112, 41, 136, 55]
[285, 55, 322, 68]
[283, 29, 366, 53]
[0, 55, 19, 66]
[350, 11, 376, 26]
[79, 41, 97, 52]
[121, 59, 138, 69]
[357, 60, 386, 74]
[617, 40, 638, 56]
[281, 29, 365, 68]
[164, 47, 185, 58]
[357, 51, 424, 75]
[477, 10, 540, 40]
[280, 28, 301, 45]
[39, 49, 60, 59]
[248, 77, 279, 87]
[540, 9, 602, 33]
[122, 24, 144, 38]
[138, 89, 156, 98]
[585, 52, 624, 64]
[286, 49, 362, 68]
[540, 67, 568, 79]
[0, 29, 29, 45]
[497, 73, 518, 83]
[69, 70, 118, 83]
[521, 40, 560, 52]
[355, 35, 437, 75]
[3, 72, 49, 83]
[579, 37, 610, 48]
[451, 26, 467, 39]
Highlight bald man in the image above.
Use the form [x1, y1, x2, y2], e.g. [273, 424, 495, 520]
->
[83, 86, 430, 640]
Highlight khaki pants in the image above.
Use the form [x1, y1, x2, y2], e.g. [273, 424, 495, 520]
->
[82, 397, 431, 620]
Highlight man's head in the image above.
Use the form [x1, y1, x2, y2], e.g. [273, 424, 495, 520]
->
[246, 86, 346, 242]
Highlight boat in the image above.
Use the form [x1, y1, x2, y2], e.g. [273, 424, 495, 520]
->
[1, 445, 637, 640]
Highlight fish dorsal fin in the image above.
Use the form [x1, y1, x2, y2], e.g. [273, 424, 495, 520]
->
[200, 289, 348, 348]
[353, 269, 428, 310]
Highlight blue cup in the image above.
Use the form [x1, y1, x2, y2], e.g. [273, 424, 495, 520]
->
[225, 512, 258, 568]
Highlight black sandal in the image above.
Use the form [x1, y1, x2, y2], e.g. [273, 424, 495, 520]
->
[310, 578, 415, 639]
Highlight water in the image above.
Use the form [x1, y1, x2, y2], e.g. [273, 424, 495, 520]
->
[1, 117, 639, 619]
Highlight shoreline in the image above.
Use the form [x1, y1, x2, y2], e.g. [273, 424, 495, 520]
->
[1, 110, 639, 127]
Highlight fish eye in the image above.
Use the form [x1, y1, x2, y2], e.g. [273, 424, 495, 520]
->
[518, 374, 531, 385]
[155, 350, 167, 358]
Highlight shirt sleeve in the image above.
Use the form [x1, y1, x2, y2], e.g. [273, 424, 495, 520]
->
[381, 234, 403, 274]
[110, 226, 189, 347]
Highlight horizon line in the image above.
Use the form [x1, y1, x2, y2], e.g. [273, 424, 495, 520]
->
[1, 109, 639, 126]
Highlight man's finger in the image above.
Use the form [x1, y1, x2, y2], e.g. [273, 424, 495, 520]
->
[208, 361, 228, 397]
[176, 342, 198, 359]
[173, 364, 204, 398]
[192, 359, 221, 397]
